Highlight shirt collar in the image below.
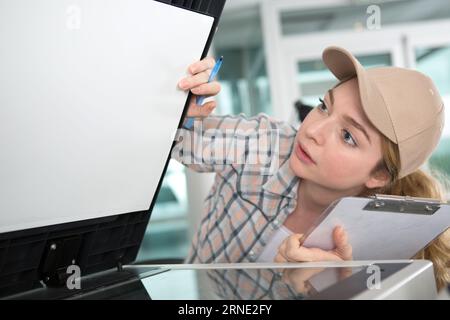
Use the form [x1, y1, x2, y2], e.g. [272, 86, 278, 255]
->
[262, 158, 300, 199]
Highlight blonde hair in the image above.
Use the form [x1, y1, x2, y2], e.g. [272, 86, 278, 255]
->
[360, 135, 450, 291]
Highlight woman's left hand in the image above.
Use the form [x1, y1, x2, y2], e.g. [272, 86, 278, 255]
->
[274, 226, 353, 263]
[178, 57, 221, 119]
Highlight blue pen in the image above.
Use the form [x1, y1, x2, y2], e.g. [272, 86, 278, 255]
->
[184, 56, 223, 129]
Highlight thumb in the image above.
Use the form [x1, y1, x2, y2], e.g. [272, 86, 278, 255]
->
[332, 226, 353, 260]
[187, 100, 216, 117]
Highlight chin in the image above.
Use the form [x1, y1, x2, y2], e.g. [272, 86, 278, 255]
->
[289, 155, 307, 179]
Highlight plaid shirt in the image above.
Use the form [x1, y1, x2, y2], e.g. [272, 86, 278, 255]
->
[171, 113, 300, 263]
[206, 267, 306, 300]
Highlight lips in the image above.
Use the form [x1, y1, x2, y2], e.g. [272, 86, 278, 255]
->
[295, 142, 316, 165]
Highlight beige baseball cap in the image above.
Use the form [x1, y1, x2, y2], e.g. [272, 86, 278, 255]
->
[322, 46, 445, 179]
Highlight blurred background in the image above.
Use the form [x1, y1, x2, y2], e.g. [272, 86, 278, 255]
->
[136, 0, 450, 263]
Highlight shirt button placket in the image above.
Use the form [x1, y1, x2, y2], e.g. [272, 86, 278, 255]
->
[273, 219, 280, 228]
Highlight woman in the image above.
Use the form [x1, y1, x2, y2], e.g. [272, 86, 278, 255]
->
[174, 46, 449, 290]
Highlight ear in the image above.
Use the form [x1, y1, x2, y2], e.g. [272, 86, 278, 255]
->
[364, 168, 390, 190]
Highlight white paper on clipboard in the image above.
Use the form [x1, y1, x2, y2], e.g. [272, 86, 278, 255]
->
[301, 196, 450, 260]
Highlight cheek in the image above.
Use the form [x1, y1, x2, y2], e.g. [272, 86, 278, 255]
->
[318, 148, 377, 187]
[291, 121, 381, 189]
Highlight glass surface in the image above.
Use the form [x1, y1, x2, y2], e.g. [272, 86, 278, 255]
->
[84, 265, 381, 300]
[68, 262, 411, 300]
[1, 263, 421, 300]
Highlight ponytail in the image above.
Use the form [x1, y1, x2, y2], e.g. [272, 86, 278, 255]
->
[390, 170, 450, 291]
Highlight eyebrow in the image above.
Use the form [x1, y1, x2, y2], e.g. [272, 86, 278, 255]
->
[325, 89, 372, 145]
[343, 115, 372, 144]
[328, 89, 334, 105]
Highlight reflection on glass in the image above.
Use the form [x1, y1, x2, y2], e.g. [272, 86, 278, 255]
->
[142, 269, 200, 300]
[206, 267, 359, 300]
[140, 266, 362, 300]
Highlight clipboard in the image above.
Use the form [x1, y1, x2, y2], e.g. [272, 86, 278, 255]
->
[301, 195, 450, 260]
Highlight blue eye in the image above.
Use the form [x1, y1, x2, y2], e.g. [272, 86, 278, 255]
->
[317, 97, 357, 147]
[318, 98, 328, 113]
[342, 129, 357, 147]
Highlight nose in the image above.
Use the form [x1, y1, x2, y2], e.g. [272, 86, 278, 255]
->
[304, 116, 330, 146]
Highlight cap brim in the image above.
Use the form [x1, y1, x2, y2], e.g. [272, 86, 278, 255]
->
[322, 46, 363, 80]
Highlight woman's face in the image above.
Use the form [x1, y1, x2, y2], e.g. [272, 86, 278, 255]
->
[289, 78, 386, 192]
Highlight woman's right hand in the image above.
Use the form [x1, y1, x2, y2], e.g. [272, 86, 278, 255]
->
[274, 226, 353, 263]
[178, 56, 221, 119]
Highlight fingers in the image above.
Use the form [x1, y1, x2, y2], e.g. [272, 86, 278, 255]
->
[332, 226, 353, 260]
[288, 246, 344, 262]
[278, 234, 307, 262]
[191, 81, 221, 96]
[178, 57, 220, 121]
[179, 57, 218, 92]
[278, 234, 343, 262]
[282, 268, 323, 295]
[277, 234, 302, 261]
[277, 229, 353, 263]
[285, 234, 303, 251]
[282, 268, 325, 284]
[188, 56, 216, 75]
[186, 101, 216, 117]
[274, 252, 288, 263]
[338, 267, 353, 280]
[178, 70, 211, 90]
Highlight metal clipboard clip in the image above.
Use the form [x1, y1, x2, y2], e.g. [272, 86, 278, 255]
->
[364, 194, 443, 215]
